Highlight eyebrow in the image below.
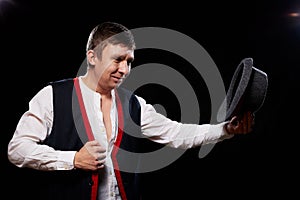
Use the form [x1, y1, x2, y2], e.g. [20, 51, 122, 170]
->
[113, 54, 134, 62]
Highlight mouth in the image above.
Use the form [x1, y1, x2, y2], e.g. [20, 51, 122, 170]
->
[111, 75, 123, 83]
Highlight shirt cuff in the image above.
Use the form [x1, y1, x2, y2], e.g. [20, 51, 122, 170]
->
[207, 121, 234, 143]
[56, 151, 77, 170]
[219, 121, 235, 141]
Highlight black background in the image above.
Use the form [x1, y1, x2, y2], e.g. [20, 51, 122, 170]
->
[2, 0, 299, 199]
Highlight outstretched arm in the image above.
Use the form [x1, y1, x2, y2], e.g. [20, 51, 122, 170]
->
[138, 96, 240, 149]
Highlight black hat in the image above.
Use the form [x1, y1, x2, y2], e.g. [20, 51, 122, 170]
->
[218, 58, 268, 121]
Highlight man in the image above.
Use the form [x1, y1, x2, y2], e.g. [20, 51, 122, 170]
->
[7, 21, 254, 200]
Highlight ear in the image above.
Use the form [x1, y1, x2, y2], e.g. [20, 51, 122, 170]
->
[87, 50, 96, 66]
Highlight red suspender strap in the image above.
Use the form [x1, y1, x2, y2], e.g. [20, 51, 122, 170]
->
[112, 90, 127, 200]
[73, 77, 99, 200]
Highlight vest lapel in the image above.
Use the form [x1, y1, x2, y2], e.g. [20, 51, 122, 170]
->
[73, 77, 99, 200]
[112, 89, 127, 200]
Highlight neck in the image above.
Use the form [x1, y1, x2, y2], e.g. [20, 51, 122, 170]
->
[81, 74, 112, 96]
[98, 89, 112, 98]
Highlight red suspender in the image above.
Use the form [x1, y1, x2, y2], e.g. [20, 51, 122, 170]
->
[112, 90, 127, 200]
[73, 77, 99, 200]
[74, 77, 127, 200]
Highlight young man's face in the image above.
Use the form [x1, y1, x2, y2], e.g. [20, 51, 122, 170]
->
[94, 43, 134, 92]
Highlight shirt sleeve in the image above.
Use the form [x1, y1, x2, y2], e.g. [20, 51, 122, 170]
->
[137, 95, 234, 149]
[7, 85, 76, 170]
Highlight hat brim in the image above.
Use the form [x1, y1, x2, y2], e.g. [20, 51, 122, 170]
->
[217, 58, 268, 121]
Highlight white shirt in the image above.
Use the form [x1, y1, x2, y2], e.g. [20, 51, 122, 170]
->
[7, 76, 232, 200]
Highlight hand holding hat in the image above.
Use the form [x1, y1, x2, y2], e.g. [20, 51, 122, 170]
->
[225, 111, 255, 135]
[218, 58, 268, 134]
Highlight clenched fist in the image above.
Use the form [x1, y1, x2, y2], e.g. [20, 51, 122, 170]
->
[74, 140, 106, 171]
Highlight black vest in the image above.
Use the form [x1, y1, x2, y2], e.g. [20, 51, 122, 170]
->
[31, 78, 154, 200]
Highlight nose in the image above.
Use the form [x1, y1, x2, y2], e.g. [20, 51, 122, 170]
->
[118, 60, 130, 75]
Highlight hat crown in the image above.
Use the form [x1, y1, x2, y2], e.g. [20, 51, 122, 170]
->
[217, 58, 268, 121]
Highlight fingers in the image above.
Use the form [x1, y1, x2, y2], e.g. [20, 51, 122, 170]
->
[88, 153, 106, 170]
[87, 140, 106, 151]
[76, 140, 107, 170]
[226, 111, 255, 135]
[242, 112, 248, 133]
[88, 144, 106, 161]
[95, 150, 106, 170]
[94, 159, 105, 169]
[229, 116, 238, 126]
[245, 111, 255, 133]
[237, 111, 250, 134]
[85, 140, 106, 154]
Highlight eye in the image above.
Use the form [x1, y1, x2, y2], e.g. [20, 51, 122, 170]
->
[115, 58, 123, 63]
[127, 58, 134, 66]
